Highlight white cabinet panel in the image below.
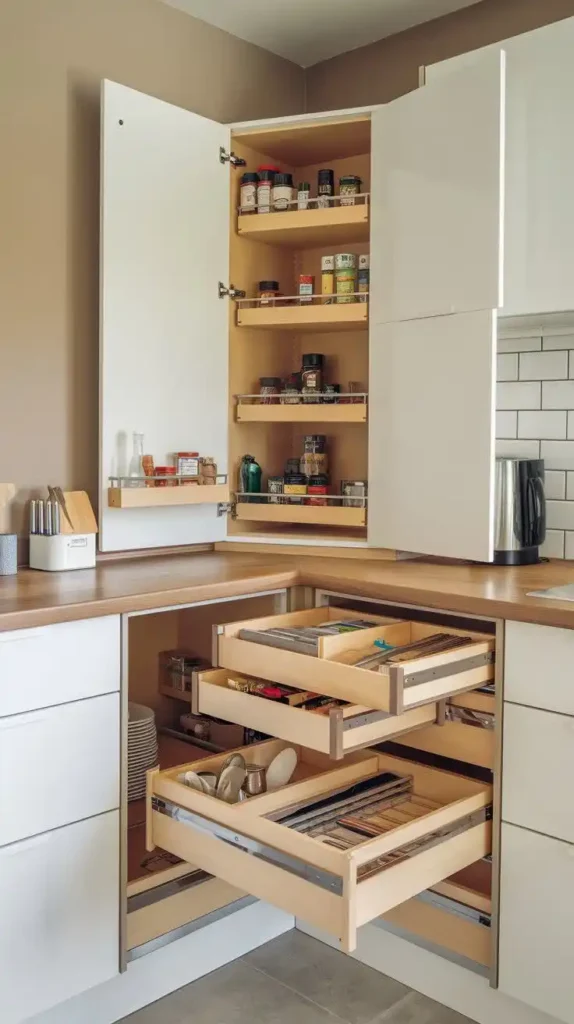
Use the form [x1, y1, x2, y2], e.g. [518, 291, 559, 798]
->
[0, 694, 120, 846]
[368, 311, 496, 560]
[100, 80, 230, 551]
[0, 811, 119, 1024]
[499, 823, 574, 1024]
[505, 620, 574, 715]
[0, 615, 120, 718]
[502, 702, 574, 843]
[371, 50, 504, 324]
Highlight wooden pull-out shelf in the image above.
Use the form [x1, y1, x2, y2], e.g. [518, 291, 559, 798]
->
[192, 667, 440, 760]
[108, 483, 229, 509]
[215, 607, 495, 715]
[390, 689, 496, 771]
[236, 205, 369, 248]
[236, 304, 368, 332]
[235, 402, 367, 424]
[234, 503, 366, 529]
[147, 740, 491, 952]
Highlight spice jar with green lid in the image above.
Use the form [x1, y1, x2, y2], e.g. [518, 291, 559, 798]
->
[339, 175, 362, 206]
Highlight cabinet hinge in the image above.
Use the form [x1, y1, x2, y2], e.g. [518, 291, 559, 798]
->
[217, 500, 236, 518]
[219, 146, 246, 168]
[218, 282, 246, 300]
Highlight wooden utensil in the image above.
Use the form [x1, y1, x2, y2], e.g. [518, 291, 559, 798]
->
[59, 491, 98, 535]
[0, 483, 16, 534]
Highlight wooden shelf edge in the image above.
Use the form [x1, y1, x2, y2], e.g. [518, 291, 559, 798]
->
[237, 304, 368, 332]
[108, 483, 230, 509]
[237, 205, 369, 245]
[236, 404, 367, 424]
[234, 503, 366, 528]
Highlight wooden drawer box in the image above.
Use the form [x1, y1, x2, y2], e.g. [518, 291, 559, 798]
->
[147, 739, 492, 952]
[502, 702, 574, 842]
[390, 690, 495, 770]
[215, 607, 495, 715]
[193, 667, 440, 759]
[0, 615, 120, 718]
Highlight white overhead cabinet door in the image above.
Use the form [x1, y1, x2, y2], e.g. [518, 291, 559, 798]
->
[368, 311, 496, 561]
[370, 50, 505, 324]
[100, 81, 230, 551]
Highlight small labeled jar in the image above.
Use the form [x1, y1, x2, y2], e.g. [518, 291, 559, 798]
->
[297, 182, 310, 210]
[317, 169, 334, 209]
[323, 384, 340, 404]
[321, 255, 335, 305]
[301, 353, 323, 403]
[259, 377, 281, 404]
[358, 254, 370, 302]
[272, 172, 294, 212]
[267, 476, 284, 504]
[283, 473, 307, 504]
[300, 435, 328, 479]
[306, 474, 329, 506]
[281, 373, 301, 405]
[258, 281, 280, 306]
[339, 175, 362, 206]
[298, 274, 314, 305]
[239, 172, 258, 214]
[257, 166, 279, 214]
[341, 480, 368, 508]
[335, 253, 357, 304]
[155, 466, 176, 487]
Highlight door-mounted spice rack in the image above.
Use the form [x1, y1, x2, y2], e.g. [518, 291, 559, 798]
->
[234, 492, 367, 529]
[236, 294, 369, 332]
[236, 393, 368, 423]
[237, 194, 370, 248]
[108, 475, 229, 509]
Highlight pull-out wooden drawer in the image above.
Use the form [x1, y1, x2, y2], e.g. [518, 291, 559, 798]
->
[215, 607, 495, 715]
[193, 667, 441, 760]
[389, 689, 495, 770]
[147, 740, 492, 952]
[382, 860, 492, 969]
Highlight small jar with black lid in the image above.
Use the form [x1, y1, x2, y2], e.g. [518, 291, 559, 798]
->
[301, 353, 324, 402]
[272, 172, 294, 212]
[259, 377, 281, 404]
[258, 281, 280, 306]
[317, 169, 334, 209]
[239, 172, 259, 215]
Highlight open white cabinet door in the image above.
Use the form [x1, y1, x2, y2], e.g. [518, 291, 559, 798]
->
[100, 81, 230, 551]
[370, 49, 505, 324]
[368, 311, 496, 561]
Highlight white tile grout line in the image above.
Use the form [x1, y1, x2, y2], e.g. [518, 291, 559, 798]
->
[363, 990, 417, 1024]
[241, 960, 351, 1022]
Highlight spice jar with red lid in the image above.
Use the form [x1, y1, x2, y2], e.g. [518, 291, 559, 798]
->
[155, 466, 176, 487]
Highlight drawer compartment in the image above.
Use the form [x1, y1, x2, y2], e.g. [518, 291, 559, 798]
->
[0, 615, 120, 718]
[382, 860, 492, 968]
[216, 607, 494, 715]
[390, 689, 495, 770]
[502, 702, 574, 842]
[0, 693, 120, 846]
[147, 740, 492, 952]
[193, 667, 440, 759]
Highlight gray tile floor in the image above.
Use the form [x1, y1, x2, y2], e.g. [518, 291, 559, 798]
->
[121, 931, 472, 1024]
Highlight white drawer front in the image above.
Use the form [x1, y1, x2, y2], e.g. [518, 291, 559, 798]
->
[0, 615, 120, 718]
[505, 620, 574, 715]
[0, 811, 119, 1024]
[502, 702, 574, 843]
[499, 823, 574, 1024]
[0, 693, 120, 846]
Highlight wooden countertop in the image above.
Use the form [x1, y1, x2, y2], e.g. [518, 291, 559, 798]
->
[2, 550, 574, 630]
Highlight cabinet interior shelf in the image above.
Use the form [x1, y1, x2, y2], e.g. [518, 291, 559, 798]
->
[237, 204, 369, 247]
[236, 400, 367, 423]
[236, 303, 368, 332]
[108, 483, 230, 509]
[234, 502, 366, 528]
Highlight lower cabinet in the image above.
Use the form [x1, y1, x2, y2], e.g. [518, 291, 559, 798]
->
[1, 811, 120, 1024]
[498, 822, 574, 1024]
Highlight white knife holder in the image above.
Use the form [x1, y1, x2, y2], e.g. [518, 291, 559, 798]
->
[29, 533, 96, 571]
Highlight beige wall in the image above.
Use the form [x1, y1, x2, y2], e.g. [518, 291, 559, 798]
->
[306, 0, 574, 110]
[0, 0, 304, 532]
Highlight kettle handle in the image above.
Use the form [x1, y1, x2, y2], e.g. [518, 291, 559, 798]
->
[527, 475, 546, 545]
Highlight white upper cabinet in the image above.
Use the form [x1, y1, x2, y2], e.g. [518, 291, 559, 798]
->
[99, 81, 230, 552]
[426, 17, 574, 319]
[370, 50, 505, 324]
[368, 310, 496, 561]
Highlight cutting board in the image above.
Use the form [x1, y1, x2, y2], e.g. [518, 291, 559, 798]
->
[60, 491, 98, 535]
[0, 483, 16, 534]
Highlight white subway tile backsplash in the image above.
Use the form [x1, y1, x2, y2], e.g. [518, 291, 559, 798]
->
[496, 439, 540, 459]
[541, 441, 574, 471]
[497, 382, 541, 410]
[542, 334, 574, 350]
[518, 410, 566, 440]
[565, 533, 574, 560]
[520, 350, 568, 380]
[544, 471, 566, 500]
[542, 381, 574, 409]
[547, 501, 574, 531]
[541, 530, 566, 559]
[498, 336, 542, 353]
[568, 412, 574, 440]
[567, 473, 574, 500]
[496, 411, 517, 439]
[497, 353, 518, 381]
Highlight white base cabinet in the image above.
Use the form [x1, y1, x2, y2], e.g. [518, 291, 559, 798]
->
[498, 823, 574, 1024]
[0, 811, 120, 1024]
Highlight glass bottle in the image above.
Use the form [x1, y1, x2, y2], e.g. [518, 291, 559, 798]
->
[128, 432, 145, 487]
[240, 454, 262, 503]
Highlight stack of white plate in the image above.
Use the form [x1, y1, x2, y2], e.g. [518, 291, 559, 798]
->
[128, 703, 158, 801]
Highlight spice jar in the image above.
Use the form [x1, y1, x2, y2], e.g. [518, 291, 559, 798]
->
[323, 384, 340, 404]
[301, 353, 324, 403]
[267, 476, 284, 504]
[339, 175, 362, 206]
[285, 457, 301, 477]
[335, 253, 357, 304]
[358, 254, 369, 302]
[257, 166, 279, 214]
[317, 169, 334, 209]
[272, 172, 294, 212]
[341, 480, 368, 508]
[298, 275, 314, 305]
[155, 466, 176, 487]
[258, 281, 280, 305]
[300, 435, 328, 479]
[239, 172, 258, 215]
[200, 457, 217, 485]
[321, 255, 334, 304]
[297, 182, 310, 210]
[283, 473, 307, 504]
[176, 452, 200, 484]
[281, 373, 301, 405]
[306, 474, 329, 506]
[259, 377, 281, 404]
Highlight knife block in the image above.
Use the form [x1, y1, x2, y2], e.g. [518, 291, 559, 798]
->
[29, 534, 96, 571]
